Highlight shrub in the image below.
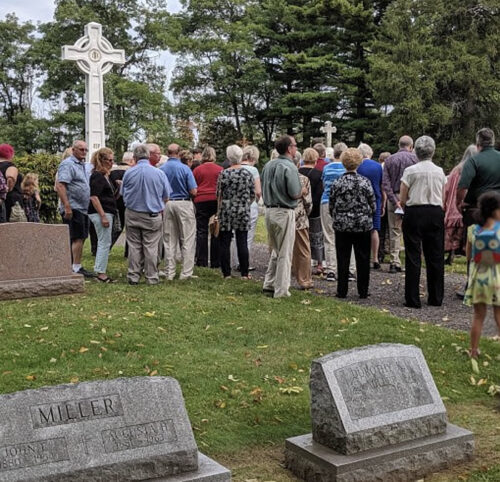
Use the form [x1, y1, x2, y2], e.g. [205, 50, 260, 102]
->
[15, 154, 61, 224]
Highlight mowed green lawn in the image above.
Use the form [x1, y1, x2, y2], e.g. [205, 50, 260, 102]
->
[0, 245, 499, 481]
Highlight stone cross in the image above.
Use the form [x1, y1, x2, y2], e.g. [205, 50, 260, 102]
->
[62, 22, 125, 158]
[320, 120, 337, 148]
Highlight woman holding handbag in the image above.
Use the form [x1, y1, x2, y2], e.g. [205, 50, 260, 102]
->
[88, 147, 118, 283]
[216, 147, 255, 279]
[193, 146, 223, 268]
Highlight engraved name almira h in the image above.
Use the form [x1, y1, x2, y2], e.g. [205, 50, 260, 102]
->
[62, 23, 125, 158]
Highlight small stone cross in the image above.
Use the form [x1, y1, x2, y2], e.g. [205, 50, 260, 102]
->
[320, 121, 337, 148]
[62, 23, 125, 158]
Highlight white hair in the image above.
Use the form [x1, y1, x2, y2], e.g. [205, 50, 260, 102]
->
[358, 143, 373, 160]
[226, 144, 243, 165]
[414, 136, 435, 161]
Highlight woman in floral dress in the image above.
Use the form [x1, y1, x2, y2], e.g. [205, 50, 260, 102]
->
[216, 151, 255, 279]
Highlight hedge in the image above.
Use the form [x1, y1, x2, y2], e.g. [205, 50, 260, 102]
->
[15, 154, 61, 224]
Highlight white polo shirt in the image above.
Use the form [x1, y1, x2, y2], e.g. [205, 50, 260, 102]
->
[400, 160, 446, 207]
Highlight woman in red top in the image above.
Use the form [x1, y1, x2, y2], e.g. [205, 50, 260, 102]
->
[193, 146, 223, 267]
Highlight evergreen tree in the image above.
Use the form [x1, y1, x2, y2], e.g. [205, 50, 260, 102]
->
[369, 0, 500, 167]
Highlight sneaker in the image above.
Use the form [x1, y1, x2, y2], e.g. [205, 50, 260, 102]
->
[372, 262, 381, 270]
[76, 267, 95, 278]
[158, 270, 167, 278]
[348, 273, 356, 282]
[326, 272, 336, 282]
[128, 280, 139, 285]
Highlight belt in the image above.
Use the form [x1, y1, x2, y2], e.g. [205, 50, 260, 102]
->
[266, 204, 293, 209]
[171, 198, 191, 201]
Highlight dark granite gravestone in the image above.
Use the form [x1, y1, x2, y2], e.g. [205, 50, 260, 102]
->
[285, 344, 474, 481]
[0, 377, 230, 481]
[0, 223, 84, 300]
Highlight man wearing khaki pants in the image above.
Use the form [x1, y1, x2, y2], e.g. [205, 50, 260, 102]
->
[122, 144, 171, 285]
[262, 135, 304, 298]
[382, 135, 417, 273]
[160, 144, 198, 280]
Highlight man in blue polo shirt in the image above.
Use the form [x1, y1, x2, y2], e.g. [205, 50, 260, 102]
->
[122, 144, 171, 285]
[56, 140, 93, 277]
[160, 144, 198, 280]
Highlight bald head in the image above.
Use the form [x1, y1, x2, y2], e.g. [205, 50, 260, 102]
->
[167, 144, 181, 157]
[398, 135, 413, 150]
[72, 140, 88, 161]
[146, 143, 161, 166]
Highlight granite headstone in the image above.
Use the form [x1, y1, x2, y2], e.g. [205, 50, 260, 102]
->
[0, 223, 84, 300]
[285, 344, 474, 481]
[0, 377, 230, 481]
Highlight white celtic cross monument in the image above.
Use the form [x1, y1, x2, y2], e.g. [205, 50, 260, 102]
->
[62, 22, 125, 158]
[320, 120, 337, 148]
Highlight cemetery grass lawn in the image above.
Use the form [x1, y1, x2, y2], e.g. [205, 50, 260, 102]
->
[1, 247, 499, 481]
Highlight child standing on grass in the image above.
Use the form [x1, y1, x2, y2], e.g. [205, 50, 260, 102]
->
[21, 173, 41, 223]
[464, 191, 500, 358]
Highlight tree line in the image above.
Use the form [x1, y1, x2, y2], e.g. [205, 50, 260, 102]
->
[1, 0, 499, 169]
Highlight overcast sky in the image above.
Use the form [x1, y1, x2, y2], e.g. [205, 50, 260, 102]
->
[1, 0, 181, 82]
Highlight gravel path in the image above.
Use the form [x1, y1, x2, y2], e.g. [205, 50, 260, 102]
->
[249, 243, 499, 336]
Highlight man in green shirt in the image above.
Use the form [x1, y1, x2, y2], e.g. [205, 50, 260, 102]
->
[458, 127, 500, 214]
[261, 135, 303, 298]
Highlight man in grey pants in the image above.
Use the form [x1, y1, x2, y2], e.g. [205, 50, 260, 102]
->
[261, 135, 304, 298]
[122, 144, 171, 285]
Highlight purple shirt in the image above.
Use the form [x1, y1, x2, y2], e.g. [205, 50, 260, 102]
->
[382, 149, 417, 205]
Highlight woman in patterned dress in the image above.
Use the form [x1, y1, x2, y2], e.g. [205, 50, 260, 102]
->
[216, 149, 255, 279]
[329, 148, 375, 299]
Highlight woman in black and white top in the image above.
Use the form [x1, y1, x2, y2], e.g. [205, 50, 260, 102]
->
[329, 148, 375, 299]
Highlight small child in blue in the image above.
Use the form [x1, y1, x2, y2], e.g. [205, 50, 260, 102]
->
[464, 191, 500, 358]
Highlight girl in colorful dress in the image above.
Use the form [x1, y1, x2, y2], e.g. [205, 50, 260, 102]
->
[21, 173, 41, 222]
[464, 191, 500, 358]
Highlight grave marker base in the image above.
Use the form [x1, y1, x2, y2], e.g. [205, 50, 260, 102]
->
[285, 424, 473, 482]
[0, 275, 84, 301]
[155, 453, 230, 481]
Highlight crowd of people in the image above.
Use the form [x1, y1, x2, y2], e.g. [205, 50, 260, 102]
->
[1, 127, 500, 356]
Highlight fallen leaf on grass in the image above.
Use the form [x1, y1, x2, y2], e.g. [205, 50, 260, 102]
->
[70, 377, 79, 383]
[228, 375, 239, 382]
[24, 324, 31, 328]
[26, 375, 36, 381]
[257, 345, 268, 349]
[49, 358, 57, 364]
[79, 346, 89, 353]
[274, 376, 285, 384]
[40, 326, 49, 331]
[90, 340, 100, 344]
[279, 386, 303, 395]
[471, 358, 480, 374]
[300, 299, 311, 305]
[144, 311, 156, 317]
[149, 370, 158, 376]
[214, 400, 226, 409]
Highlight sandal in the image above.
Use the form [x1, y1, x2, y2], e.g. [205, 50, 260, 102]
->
[96, 276, 114, 283]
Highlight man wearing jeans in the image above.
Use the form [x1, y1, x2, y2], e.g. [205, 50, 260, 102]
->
[262, 135, 303, 298]
[382, 135, 417, 273]
[122, 144, 171, 285]
[56, 140, 93, 277]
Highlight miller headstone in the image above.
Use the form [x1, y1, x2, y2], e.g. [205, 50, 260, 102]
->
[0, 377, 230, 481]
[0, 223, 84, 301]
[285, 344, 474, 481]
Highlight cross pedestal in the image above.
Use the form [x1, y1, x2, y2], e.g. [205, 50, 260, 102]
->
[62, 23, 125, 158]
[320, 121, 337, 148]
